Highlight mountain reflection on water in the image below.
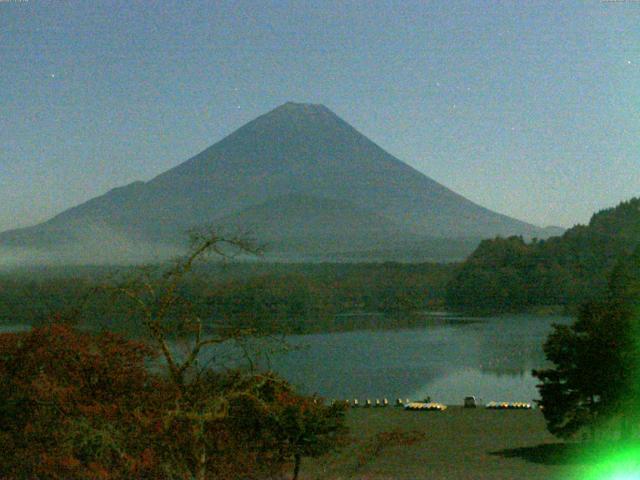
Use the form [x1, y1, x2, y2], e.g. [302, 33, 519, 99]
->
[253, 314, 571, 405]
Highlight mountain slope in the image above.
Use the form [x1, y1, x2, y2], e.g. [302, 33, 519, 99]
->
[215, 193, 408, 240]
[0, 102, 557, 263]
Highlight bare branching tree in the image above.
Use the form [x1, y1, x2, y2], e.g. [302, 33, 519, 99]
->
[110, 228, 276, 479]
[113, 228, 263, 384]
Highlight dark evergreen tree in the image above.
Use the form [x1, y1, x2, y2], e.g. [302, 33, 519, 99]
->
[533, 245, 640, 439]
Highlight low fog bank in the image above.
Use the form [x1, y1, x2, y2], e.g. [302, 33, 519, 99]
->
[0, 218, 478, 268]
[0, 227, 264, 270]
[0, 221, 192, 269]
[0, 242, 184, 269]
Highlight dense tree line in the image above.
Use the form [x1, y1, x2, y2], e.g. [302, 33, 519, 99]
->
[533, 243, 640, 440]
[446, 198, 640, 313]
[205, 263, 450, 333]
[0, 262, 453, 335]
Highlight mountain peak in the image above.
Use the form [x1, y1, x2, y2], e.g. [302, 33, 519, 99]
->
[266, 102, 335, 119]
[278, 101, 330, 111]
[227, 101, 344, 141]
[0, 103, 556, 264]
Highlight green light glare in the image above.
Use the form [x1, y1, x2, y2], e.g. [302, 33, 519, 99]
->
[563, 252, 640, 480]
[612, 474, 640, 480]
[578, 442, 640, 480]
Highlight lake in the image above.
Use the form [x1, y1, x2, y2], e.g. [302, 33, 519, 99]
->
[240, 313, 571, 405]
[1, 314, 571, 406]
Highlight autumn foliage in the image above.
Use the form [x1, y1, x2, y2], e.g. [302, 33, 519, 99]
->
[0, 232, 348, 479]
[0, 324, 347, 479]
[0, 323, 164, 479]
[144, 370, 347, 479]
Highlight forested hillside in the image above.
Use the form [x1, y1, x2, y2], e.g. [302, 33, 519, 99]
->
[446, 198, 640, 313]
[0, 262, 452, 334]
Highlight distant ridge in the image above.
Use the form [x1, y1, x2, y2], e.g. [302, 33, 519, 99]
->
[0, 102, 561, 264]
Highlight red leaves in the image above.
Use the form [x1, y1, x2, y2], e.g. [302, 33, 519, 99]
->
[59, 455, 81, 469]
[0, 323, 164, 479]
[87, 462, 110, 480]
[0, 325, 349, 480]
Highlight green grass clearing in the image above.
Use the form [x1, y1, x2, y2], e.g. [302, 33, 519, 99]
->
[302, 407, 595, 479]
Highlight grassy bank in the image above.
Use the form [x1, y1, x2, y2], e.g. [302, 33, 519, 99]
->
[302, 407, 591, 479]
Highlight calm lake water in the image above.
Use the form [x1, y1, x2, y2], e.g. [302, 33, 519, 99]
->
[244, 314, 571, 405]
[2, 314, 570, 406]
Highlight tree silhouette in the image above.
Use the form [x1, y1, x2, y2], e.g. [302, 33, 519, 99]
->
[533, 245, 640, 439]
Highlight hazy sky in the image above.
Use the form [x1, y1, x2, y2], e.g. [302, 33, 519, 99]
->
[1, 0, 638, 232]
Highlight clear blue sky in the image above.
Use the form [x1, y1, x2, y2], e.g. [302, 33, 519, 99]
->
[1, 0, 638, 232]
